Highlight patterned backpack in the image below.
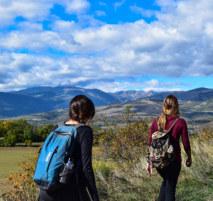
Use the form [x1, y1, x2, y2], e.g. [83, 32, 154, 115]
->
[148, 118, 179, 169]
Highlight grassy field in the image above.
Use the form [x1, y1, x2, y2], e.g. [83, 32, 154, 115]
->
[0, 126, 212, 201]
[0, 147, 38, 196]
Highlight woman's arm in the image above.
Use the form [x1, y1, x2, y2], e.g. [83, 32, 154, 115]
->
[79, 127, 99, 201]
[148, 119, 158, 146]
[180, 119, 192, 167]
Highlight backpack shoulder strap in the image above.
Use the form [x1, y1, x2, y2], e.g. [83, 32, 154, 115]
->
[165, 118, 179, 134]
[66, 123, 85, 158]
[74, 124, 85, 135]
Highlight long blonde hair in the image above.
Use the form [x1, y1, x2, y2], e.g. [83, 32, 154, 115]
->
[158, 95, 180, 130]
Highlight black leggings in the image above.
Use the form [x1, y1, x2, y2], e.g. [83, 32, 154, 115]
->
[157, 160, 181, 201]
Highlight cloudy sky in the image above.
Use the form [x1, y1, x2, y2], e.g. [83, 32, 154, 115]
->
[0, 0, 212, 92]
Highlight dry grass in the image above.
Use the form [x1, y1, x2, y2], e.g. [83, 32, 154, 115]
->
[0, 147, 38, 196]
[1, 128, 213, 201]
[93, 128, 213, 201]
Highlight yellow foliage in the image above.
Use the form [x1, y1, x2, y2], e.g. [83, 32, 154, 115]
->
[110, 121, 148, 161]
[2, 151, 39, 201]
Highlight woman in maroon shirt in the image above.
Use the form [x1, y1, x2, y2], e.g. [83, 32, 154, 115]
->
[147, 95, 192, 201]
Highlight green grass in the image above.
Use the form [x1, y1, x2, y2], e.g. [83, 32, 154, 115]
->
[0, 147, 37, 179]
[92, 132, 213, 201]
[0, 147, 38, 195]
[1, 127, 213, 201]
[177, 178, 213, 201]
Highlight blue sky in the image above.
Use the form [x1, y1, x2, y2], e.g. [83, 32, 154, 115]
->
[0, 0, 212, 92]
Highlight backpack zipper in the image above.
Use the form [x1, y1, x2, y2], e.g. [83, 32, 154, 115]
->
[55, 131, 73, 136]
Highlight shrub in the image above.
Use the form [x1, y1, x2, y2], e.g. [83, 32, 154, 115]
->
[93, 160, 117, 178]
[3, 131, 17, 146]
[23, 127, 34, 144]
[0, 137, 4, 146]
[2, 154, 39, 201]
[24, 140, 33, 146]
[97, 127, 115, 158]
[2, 122, 212, 201]
[35, 124, 55, 141]
[110, 121, 148, 162]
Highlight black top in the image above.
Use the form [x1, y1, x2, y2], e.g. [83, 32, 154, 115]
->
[39, 125, 99, 201]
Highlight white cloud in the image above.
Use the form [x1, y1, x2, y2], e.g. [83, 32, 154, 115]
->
[0, 0, 52, 25]
[130, 5, 158, 18]
[0, 0, 90, 26]
[142, 79, 181, 92]
[0, 0, 213, 91]
[81, 79, 182, 92]
[0, 29, 79, 52]
[52, 20, 77, 32]
[0, 52, 112, 91]
[114, 0, 126, 10]
[17, 21, 43, 31]
[63, 0, 89, 13]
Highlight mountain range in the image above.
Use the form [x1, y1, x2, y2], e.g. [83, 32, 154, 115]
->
[111, 90, 156, 102]
[148, 87, 213, 101]
[0, 86, 119, 118]
[0, 86, 212, 118]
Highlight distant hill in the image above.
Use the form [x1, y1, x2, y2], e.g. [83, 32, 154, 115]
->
[0, 86, 212, 118]
[0, 92, 53, 118]
[112, 88, 213, 102]
[111, 90, 156, 102]
[15, 86, 120, 108]
[15, 99, 213, 132]
[148, 88, 213, 101]
[0, 86, 120, 118]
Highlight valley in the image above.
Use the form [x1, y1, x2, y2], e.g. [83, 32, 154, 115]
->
[10, 99, 213, 132]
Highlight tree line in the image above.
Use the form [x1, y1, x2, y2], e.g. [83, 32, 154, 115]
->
[0, 119, 55, 146]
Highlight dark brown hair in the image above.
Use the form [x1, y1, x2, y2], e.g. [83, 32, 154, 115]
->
[69, 95, 95, 123]
[158, 95, 180, 130]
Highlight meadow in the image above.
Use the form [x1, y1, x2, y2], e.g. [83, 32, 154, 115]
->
[0, 147, 37, 196]
[0, 121, 212, 201]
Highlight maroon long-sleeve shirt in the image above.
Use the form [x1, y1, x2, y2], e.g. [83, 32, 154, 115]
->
[148, 115, 191, 162]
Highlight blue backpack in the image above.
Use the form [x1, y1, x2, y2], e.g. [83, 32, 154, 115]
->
[33, 124, 79, 191]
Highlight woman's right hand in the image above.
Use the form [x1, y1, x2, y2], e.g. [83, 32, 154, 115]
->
[146, 162, 152, 176]
[186, 156, 192, 167]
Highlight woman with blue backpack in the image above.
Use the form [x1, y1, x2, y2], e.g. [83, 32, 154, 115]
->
[147, 95, 192, 201]
[35, 95, 99, 201]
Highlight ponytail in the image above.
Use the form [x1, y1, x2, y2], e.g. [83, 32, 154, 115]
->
[157, 95, 180, 130]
